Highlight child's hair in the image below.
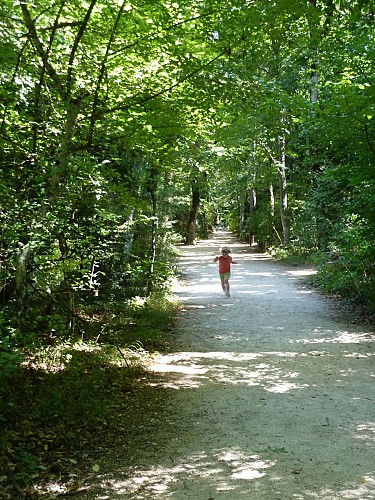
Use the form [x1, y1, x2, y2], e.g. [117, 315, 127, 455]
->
[220, 246, 231, 253]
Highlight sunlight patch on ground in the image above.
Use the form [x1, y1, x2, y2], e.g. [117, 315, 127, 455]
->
[242, 271, 276, 277]
[97, 448, 275, 497]
[238, 289, 277, 295]
[294, 330, 375, 345]
[149, 351, 310, 391]
[286, 269, 317, 277]
[216, 449, 274, 481]
[176, 282, 218, 295]
[343, 352, 373, 358]
[266, 381, 309, 393]
[308, 473, 375, 499]
[353, 422, 375, 444]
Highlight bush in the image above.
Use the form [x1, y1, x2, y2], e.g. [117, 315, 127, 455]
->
[313, 215, 375, 309]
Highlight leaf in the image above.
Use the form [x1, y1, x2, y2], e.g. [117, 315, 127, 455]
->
[92, 464, 100, 473]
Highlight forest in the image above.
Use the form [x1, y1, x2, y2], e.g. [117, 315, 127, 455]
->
[0, 0, 374, 495]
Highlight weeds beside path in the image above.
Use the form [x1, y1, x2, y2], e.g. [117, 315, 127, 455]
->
[34, 232, 375, 499]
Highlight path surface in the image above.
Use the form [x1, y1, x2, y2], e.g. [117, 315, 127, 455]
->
[82, 233, 375, 499]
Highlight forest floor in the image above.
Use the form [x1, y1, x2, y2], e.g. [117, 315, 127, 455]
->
[64, 232, 374, 499]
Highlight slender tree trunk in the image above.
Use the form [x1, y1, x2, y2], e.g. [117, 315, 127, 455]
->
[308, 0, 320, 104]
[269, 183, 275, 219]
[248, 146, 257, 245]
[278, 135, 290, 245]
[270, 183, 282, 244]
[66, 0, 98, 95]
[146, 166, 159, 274]
[249, 187, 256, 246]
[185, 179, 200, 245]
[14, 245, 32, 325]
[150, 191, 157, 274]
[33, 2, 66, 153]
[239, 187, 245, 232]
[123, 213, 134, 258]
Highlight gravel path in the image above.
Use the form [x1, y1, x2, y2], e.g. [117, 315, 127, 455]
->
[81, 232, 375, 499]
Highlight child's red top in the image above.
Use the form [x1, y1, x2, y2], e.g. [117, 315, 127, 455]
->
[218, 255, 232, 274]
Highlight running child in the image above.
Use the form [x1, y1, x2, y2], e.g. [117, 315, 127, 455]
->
[213, 246, 238, 297]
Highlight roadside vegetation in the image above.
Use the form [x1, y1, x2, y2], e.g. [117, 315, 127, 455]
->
[1, 282, 179, 497]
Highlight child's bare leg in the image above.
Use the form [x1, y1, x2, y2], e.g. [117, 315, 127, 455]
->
[220, 276, 225, 291]
[224, 278, 230, 296]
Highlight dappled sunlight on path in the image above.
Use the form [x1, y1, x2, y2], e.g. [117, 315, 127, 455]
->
[79, 232, 375, 499]
[98, 448, 276, 498]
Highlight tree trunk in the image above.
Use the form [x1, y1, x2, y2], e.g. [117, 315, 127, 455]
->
[150, 190, 157, 274]
[270, 183, 282, 244]
[247, 147, 257, 245]
[278, 135, 290, 245]
[147, 166, 158, 274]
[239, 185, 245, 232]
[249, 187, 256, 246]
[185, 178, 200, 245]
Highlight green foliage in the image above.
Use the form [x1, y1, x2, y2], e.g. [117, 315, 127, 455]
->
[268, 245, 314, 266]
[313, 215, 375, 307]
[0, 315, 22, 423]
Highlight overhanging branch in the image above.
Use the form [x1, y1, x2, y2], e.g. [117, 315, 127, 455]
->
[100, 50, 227, 116]
[19, 1, 67, 99]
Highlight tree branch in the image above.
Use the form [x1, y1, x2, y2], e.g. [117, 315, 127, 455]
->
[363, 121, 375, 157]
[66, 0, 98, 95]
[108, 10, 217, 59]
[0, 132, 30, 152]
[18, 1, 67, 99]
[39, 21, 83, 31]
[88, 0, 128, 146]
[101, 51, 227, 116]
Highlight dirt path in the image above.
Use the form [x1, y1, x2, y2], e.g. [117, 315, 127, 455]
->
[80, 233, 375, 499]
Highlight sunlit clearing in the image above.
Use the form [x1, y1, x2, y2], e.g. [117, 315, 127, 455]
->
[21, 341, 104, 373]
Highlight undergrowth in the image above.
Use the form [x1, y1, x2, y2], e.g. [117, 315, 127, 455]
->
[0, 291, 179, 498]
[267, 245, 375, 320]
[267, 245, 315, 266]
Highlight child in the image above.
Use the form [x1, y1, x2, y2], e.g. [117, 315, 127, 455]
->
[213, 246, 238, 297]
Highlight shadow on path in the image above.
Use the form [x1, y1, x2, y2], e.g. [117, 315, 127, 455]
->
[79, 233, 375, 500]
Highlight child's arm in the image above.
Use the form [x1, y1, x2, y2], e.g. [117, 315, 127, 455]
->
[232, 259, 238, 264]
[213, 256, 219, 262]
